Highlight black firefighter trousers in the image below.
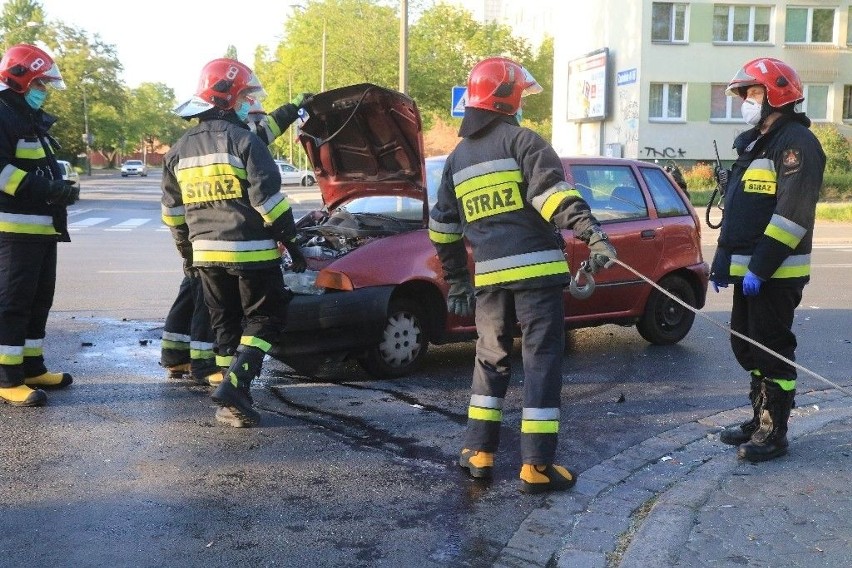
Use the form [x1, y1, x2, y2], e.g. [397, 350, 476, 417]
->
[197, 265, 291, 373]
[464, 285, 565, 465]
[160, 274, 218, 378]
[0, 239, 56, 387]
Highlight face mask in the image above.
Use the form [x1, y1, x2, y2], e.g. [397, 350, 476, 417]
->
[235, 100, 250, 122]
[24, 88, 47, 110]
[740, 98, 762, 126]
[514, 107, 523, 124]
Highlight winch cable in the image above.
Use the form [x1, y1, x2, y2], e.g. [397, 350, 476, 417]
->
[611, 257, 852, 397]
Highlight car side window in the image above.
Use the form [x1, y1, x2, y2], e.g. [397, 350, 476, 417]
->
[640, 167, 690, 218]
[569, 165, 648, 221]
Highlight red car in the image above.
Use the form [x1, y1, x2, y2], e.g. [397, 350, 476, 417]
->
[271, 83, 708, 378]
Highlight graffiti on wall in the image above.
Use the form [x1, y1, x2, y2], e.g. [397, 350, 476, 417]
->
[614, 91, 639, 157]
[642, 146, 687, 158]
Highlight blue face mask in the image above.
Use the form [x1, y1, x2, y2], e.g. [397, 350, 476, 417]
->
[24, 88, 47, 110]
[235, 100, 250, 122]
[514, 107, 523, 124]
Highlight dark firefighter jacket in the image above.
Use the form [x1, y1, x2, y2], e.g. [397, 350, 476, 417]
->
[710, 112, 825, 286]
[0, 90, 69, 242]
[248, 102, 301, 146]
[429, 117, 599, 290]
[161, 112, 295, 270]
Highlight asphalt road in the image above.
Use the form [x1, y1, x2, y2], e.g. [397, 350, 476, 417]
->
[2, 171, 850, 567]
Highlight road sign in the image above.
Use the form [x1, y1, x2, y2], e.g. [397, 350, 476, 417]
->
[451, 86, 467, 118]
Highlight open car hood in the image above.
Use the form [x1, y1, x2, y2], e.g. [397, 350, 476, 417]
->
[298, 83, 426, 212]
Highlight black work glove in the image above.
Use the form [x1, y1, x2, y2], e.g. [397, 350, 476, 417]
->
[45, 179, 80, 206]
[446, 276, 475, 318]
[183, 257, 198, 279]
[714, 166, 729, 189]
[175, 241, 195, 277]
[283, 240, 307, 273]
[581, 226, 617, 273]
[290, 92, 313, 109]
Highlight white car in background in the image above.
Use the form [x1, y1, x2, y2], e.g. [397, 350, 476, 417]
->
[120, 159, 148, 177]
[276, 160, 316, 186]
[57, 160, 79, 186]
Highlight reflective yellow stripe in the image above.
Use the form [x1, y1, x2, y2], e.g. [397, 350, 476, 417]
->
[15, 140, 46, 160]
[521, 420, 559, 434]
[216, 355, 232, 367]
[0, 353, 24, 365]
[454, 170, 523, 198]
[190, 348, 215, 359]
[162, 214, 186, 227]
[730, 254, 810, 279]
[0, 215, 58, 236]
[1, 165, 27, 195]
[259, 195, 291, 224]
[764, 224, 800, 249]
[770, 264, 810, 278]
[468, 406, 502, 422]
[266, 118, 282, 139]
[22, 345, 43, 357]
[539, 189, 581, 221]
[769, 378, 796, 391]
[176, 163, 247, 183]
[742, 160, 776, 195]
[428, 228, 462, 244]
[241, 336, 272, 353]
[475, 260, 568, 287]
[193, 248, 281, 264]
[161, 339, 188, 350]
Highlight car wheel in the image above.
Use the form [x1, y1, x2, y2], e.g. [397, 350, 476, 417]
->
[636, 275, 697, 345]
[121, 174, 127, 177]
[302, 175, 316, 187]
[358, 298, 429, 379]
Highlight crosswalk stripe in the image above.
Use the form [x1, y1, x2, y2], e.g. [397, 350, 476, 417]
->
[69, 217, 109, 228]
[104, 218, 151, 231]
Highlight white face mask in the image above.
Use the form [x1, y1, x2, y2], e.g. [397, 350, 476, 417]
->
[740, 98, 762, 126]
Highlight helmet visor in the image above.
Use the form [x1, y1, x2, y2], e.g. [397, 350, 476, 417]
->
[725, 67, 759, 98]
[240, 73, 267, 102]
[40, 62, 66, 90]
[520, 66, 542, 97]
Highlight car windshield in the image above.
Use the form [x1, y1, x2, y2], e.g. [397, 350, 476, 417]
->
[339, 195, 423, 222]
[125, 161, 142, 166]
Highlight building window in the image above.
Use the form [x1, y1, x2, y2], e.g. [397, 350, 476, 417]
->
[710, 84, 743, 120]
[649, 83, 685, 120]
[848, 8, 852, 45]
[785, 7, 836, 43]
[801, 85, 829, 120]
[713, 5, 771, 43]
[844, 86, 852, 120]
[652, 2, 688, 42]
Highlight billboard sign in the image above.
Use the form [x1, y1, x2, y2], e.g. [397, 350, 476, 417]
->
[566, 48, 609, 122]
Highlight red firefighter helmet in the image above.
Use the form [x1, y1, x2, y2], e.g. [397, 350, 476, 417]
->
[0, 43, 65, 93]
[174, 58, 266, 118]
[465, 56, 542, 115]
[725, 57, 803, 108]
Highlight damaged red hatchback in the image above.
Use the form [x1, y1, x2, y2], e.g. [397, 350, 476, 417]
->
[270, 83, 708, 378]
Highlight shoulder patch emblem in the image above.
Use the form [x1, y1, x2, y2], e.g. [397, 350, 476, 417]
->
[782, 148, 801, 170]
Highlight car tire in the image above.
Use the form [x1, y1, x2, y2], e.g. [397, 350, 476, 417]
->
[301, 176, 316, 187]
[636, 275, 696, 345]
[358, 298, 429, 379]
[121, 174, 127, 177]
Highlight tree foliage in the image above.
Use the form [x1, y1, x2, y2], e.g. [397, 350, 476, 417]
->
[812, 123, 852, 174]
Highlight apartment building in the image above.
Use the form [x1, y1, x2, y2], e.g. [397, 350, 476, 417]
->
[551, 1, 852, 163]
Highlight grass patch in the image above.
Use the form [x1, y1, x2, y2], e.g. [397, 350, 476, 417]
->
[686, 189, 852, 222]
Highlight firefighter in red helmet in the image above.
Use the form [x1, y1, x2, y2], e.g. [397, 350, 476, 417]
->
[711, 58, 825, 462]
[0, 44, 78, 407]
[429, 57, 617, 493]
[162, 58, 302, 427]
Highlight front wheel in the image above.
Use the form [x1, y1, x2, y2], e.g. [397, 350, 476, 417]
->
[636, 275, 696, 345]
[302, 175, 316, 187]
[358, 298, 429, 379]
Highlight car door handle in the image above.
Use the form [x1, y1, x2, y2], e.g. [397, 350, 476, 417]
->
[640, 229, 657, 239]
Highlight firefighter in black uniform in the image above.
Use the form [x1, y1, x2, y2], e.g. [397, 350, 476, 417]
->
[710, 58, 825, 462]
[162, 58, 302, 427]
[0, 44, 78, 407]
[160, 93, 310, 388]
[429, 57, 617, 493]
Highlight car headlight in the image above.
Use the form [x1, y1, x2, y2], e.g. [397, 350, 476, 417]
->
[282, 269, 324, 295]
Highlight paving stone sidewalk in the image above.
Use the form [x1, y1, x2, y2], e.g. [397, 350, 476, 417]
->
[492, 390, 852, 568]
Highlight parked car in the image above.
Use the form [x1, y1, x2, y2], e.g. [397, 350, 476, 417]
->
[269, 83, 708, 378]
[56, 160, 79, 186]
[275, 160, 316, 186]
[120, 159, 148, 177]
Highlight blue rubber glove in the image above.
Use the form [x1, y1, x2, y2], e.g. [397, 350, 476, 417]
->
[711, 280, 728, 293]
[742, 270, 763, 296]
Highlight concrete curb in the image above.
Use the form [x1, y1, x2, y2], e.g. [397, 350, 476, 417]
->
[493, 387, 852, 568]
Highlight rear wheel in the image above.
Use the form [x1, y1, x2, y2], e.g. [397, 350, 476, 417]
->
[636, 275, 696, 345]
[358, 298, 429, 378]
[302, 175, 316, 186]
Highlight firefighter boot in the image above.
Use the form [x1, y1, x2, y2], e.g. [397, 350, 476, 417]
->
[519, 464, 577, 494]
[211, 347, 264, 427]
[737, 380, 795, 463]
[458, 448, 494, 479]
[720, 371, 763, 445]
[165, 363, 190, 380]
[0, 384, 47, 407]
[24, 371, 73, 389]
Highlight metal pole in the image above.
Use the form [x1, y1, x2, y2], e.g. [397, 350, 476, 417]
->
[288, 73, 293, 163]
[82, 86, 92, 176]
[321, 20, 327, 92]
[399, 0, 408, 94]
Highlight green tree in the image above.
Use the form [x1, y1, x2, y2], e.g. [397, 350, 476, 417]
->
[0, 0, 48, 48]
[123, 82, 187, 162]
[812, 124, 852, 174]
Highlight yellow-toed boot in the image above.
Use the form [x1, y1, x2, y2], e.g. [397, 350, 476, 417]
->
[458, 448, 495, 479]
[0, 384, 47, 407]
[519, 464, 577, 494]
[165, 363, 190, 379]
[24, 371, 73, 389]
